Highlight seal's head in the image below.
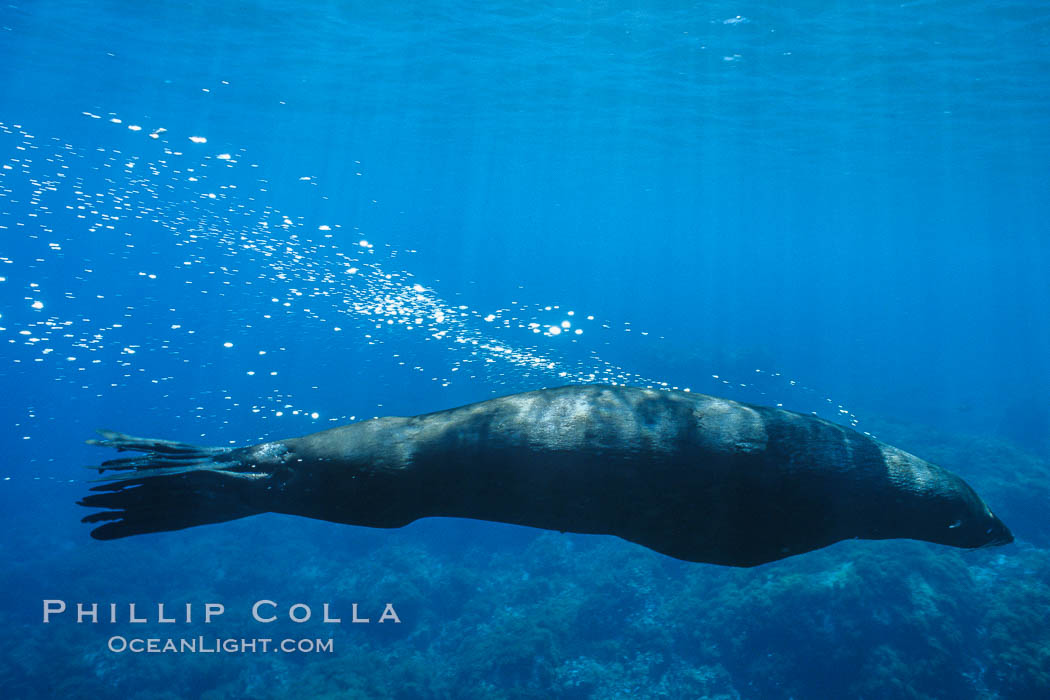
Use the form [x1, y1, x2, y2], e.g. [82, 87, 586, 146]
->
[918, 474, 1013, 549]
[876, 444, 1013, 550]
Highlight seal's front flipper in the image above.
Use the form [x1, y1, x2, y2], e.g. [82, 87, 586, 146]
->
[79, 430, 268, 540]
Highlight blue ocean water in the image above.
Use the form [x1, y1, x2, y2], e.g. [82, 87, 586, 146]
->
[1, 1, 1048, 698]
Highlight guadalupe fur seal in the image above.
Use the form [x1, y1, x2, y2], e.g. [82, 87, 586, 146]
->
[79, 385, 1012, 567]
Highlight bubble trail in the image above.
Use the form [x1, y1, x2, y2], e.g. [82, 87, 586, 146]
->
[0, 115, 859, 431]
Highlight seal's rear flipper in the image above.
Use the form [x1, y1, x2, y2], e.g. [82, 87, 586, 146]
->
[87, 429, 233, 477]
[79, 430, 267, 540]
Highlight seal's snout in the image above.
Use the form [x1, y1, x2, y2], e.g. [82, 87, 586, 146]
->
[984, 515, 1014, 547]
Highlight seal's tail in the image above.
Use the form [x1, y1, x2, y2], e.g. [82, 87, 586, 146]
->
[78, 430, 265, 540]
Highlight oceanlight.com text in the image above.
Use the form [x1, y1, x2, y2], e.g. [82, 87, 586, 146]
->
[107, 636, 334, 654]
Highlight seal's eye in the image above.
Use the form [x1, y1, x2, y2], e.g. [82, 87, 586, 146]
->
[949, 519, 962, 529]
